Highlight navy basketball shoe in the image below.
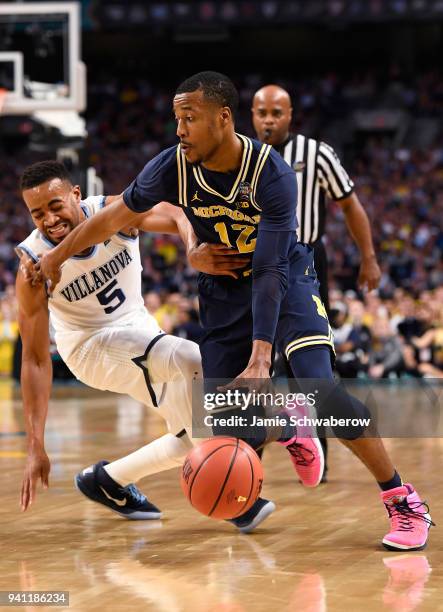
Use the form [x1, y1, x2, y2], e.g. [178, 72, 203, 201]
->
[227, 498, 276, 534]
[75, 460, 162, 520]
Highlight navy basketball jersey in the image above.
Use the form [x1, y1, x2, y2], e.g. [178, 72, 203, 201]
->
[123, 135, 332, 348]
[123, 135, 298, 258]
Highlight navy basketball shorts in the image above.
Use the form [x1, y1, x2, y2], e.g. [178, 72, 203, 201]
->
[276, 244, 334, 364]
[196, 244, 335, 445]
[197, 243, 334, 380]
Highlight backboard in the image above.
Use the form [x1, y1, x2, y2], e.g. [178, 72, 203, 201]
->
[0, 2, 86, 114]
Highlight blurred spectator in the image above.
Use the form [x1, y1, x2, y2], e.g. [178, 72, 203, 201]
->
[330, 301, 370, 378]
[173, 303, 204, 344]
[368, 317, 405, 379]
[411, 320, 443, 379]
[0, 287, 19, 376]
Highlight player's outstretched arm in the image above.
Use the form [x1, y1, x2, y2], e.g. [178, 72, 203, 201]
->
[36, 196, 139, 290]
[16, 252, 52, 511]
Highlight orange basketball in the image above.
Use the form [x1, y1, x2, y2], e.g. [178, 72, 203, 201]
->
[180, 437, 263, 520]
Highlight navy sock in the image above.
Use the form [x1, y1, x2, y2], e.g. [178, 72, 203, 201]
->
[378, 470, 402, 492]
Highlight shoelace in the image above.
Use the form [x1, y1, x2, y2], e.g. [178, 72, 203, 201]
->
[286, 441, 315, 466]
[124, 484, 147, 505]
[386, 499, 435, 531]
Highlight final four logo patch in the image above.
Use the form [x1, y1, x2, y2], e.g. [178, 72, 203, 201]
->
[239, 181, 252, 199]
[237, 181, 252, 208]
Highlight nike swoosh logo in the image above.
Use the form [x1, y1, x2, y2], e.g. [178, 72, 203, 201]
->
[100, 486, 127, 507]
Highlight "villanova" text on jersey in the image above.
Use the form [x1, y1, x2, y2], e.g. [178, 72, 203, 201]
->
[59, 247, 133, 303]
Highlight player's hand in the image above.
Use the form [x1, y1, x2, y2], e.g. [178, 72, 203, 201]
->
[218, 360, 274, 395]
[20, 443, 50, 511]
[358, 255, 381, 291]
[33, 251, 63, 294]
[188, 243, 250, 278]
[15, 248, 43, 287]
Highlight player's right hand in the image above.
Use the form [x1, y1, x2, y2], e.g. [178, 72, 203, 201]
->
[33, 251, 62, 294]
[20, 444, 50, 511]
[15, 248, 44, 286]
[188, 243, 250, 278]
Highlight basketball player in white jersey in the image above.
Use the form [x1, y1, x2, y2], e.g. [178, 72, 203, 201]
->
[16, 161, 222, 523]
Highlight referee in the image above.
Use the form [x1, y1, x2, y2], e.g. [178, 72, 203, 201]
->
[252, 84, 381, 311]
[251, 85, 381, 478]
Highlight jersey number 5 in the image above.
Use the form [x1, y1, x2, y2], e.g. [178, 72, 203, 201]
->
[96, 279, 126, 314]
[214, 222, 256, 253]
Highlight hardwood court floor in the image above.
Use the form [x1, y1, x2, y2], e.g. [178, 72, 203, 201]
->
[1, 380, 443, 612]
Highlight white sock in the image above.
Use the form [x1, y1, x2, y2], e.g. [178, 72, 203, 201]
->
[103, 433, 192, 486]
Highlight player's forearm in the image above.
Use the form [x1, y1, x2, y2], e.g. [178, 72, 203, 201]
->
[138, 214, 179, 234]
[252, 230, 291, 344]
[177, 215, 198, 255]
[50, 199, 136, 266]
[342, 195, 376, 260]
[21, 358, 52, 448]
[252, 280, 284, 344]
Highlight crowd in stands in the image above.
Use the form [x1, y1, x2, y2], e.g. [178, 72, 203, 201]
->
[2, 283, 443, 380]
[0, 69, 442, 379]
[330, 286, 443, 379]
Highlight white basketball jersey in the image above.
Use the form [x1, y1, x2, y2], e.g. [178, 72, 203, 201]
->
[17, 196, 148, 334]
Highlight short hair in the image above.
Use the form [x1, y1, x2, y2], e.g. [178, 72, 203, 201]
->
[176, 71, 239, 117]
[20, 160, 72, 191]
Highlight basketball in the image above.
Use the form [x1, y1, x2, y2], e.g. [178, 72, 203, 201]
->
[180, 437, 264, 520]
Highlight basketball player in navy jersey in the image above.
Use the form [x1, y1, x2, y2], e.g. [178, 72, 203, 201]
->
[35, 72, 432, 549]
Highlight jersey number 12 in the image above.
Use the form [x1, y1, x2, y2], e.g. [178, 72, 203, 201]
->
[214, 222, 256, 253]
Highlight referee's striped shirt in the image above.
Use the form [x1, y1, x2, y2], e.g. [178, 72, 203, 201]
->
[275, 134, 354, 244]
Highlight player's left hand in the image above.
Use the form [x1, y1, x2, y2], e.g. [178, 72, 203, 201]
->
[218, 360, 274, 395]
[358, 255, 381, 291]
[188, 243, 251, 278]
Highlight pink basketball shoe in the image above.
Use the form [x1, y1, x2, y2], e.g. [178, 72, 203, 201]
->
[279, 400, 325, 487]
[381, 484, 434, 551]
[279, 435, 325, 487]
